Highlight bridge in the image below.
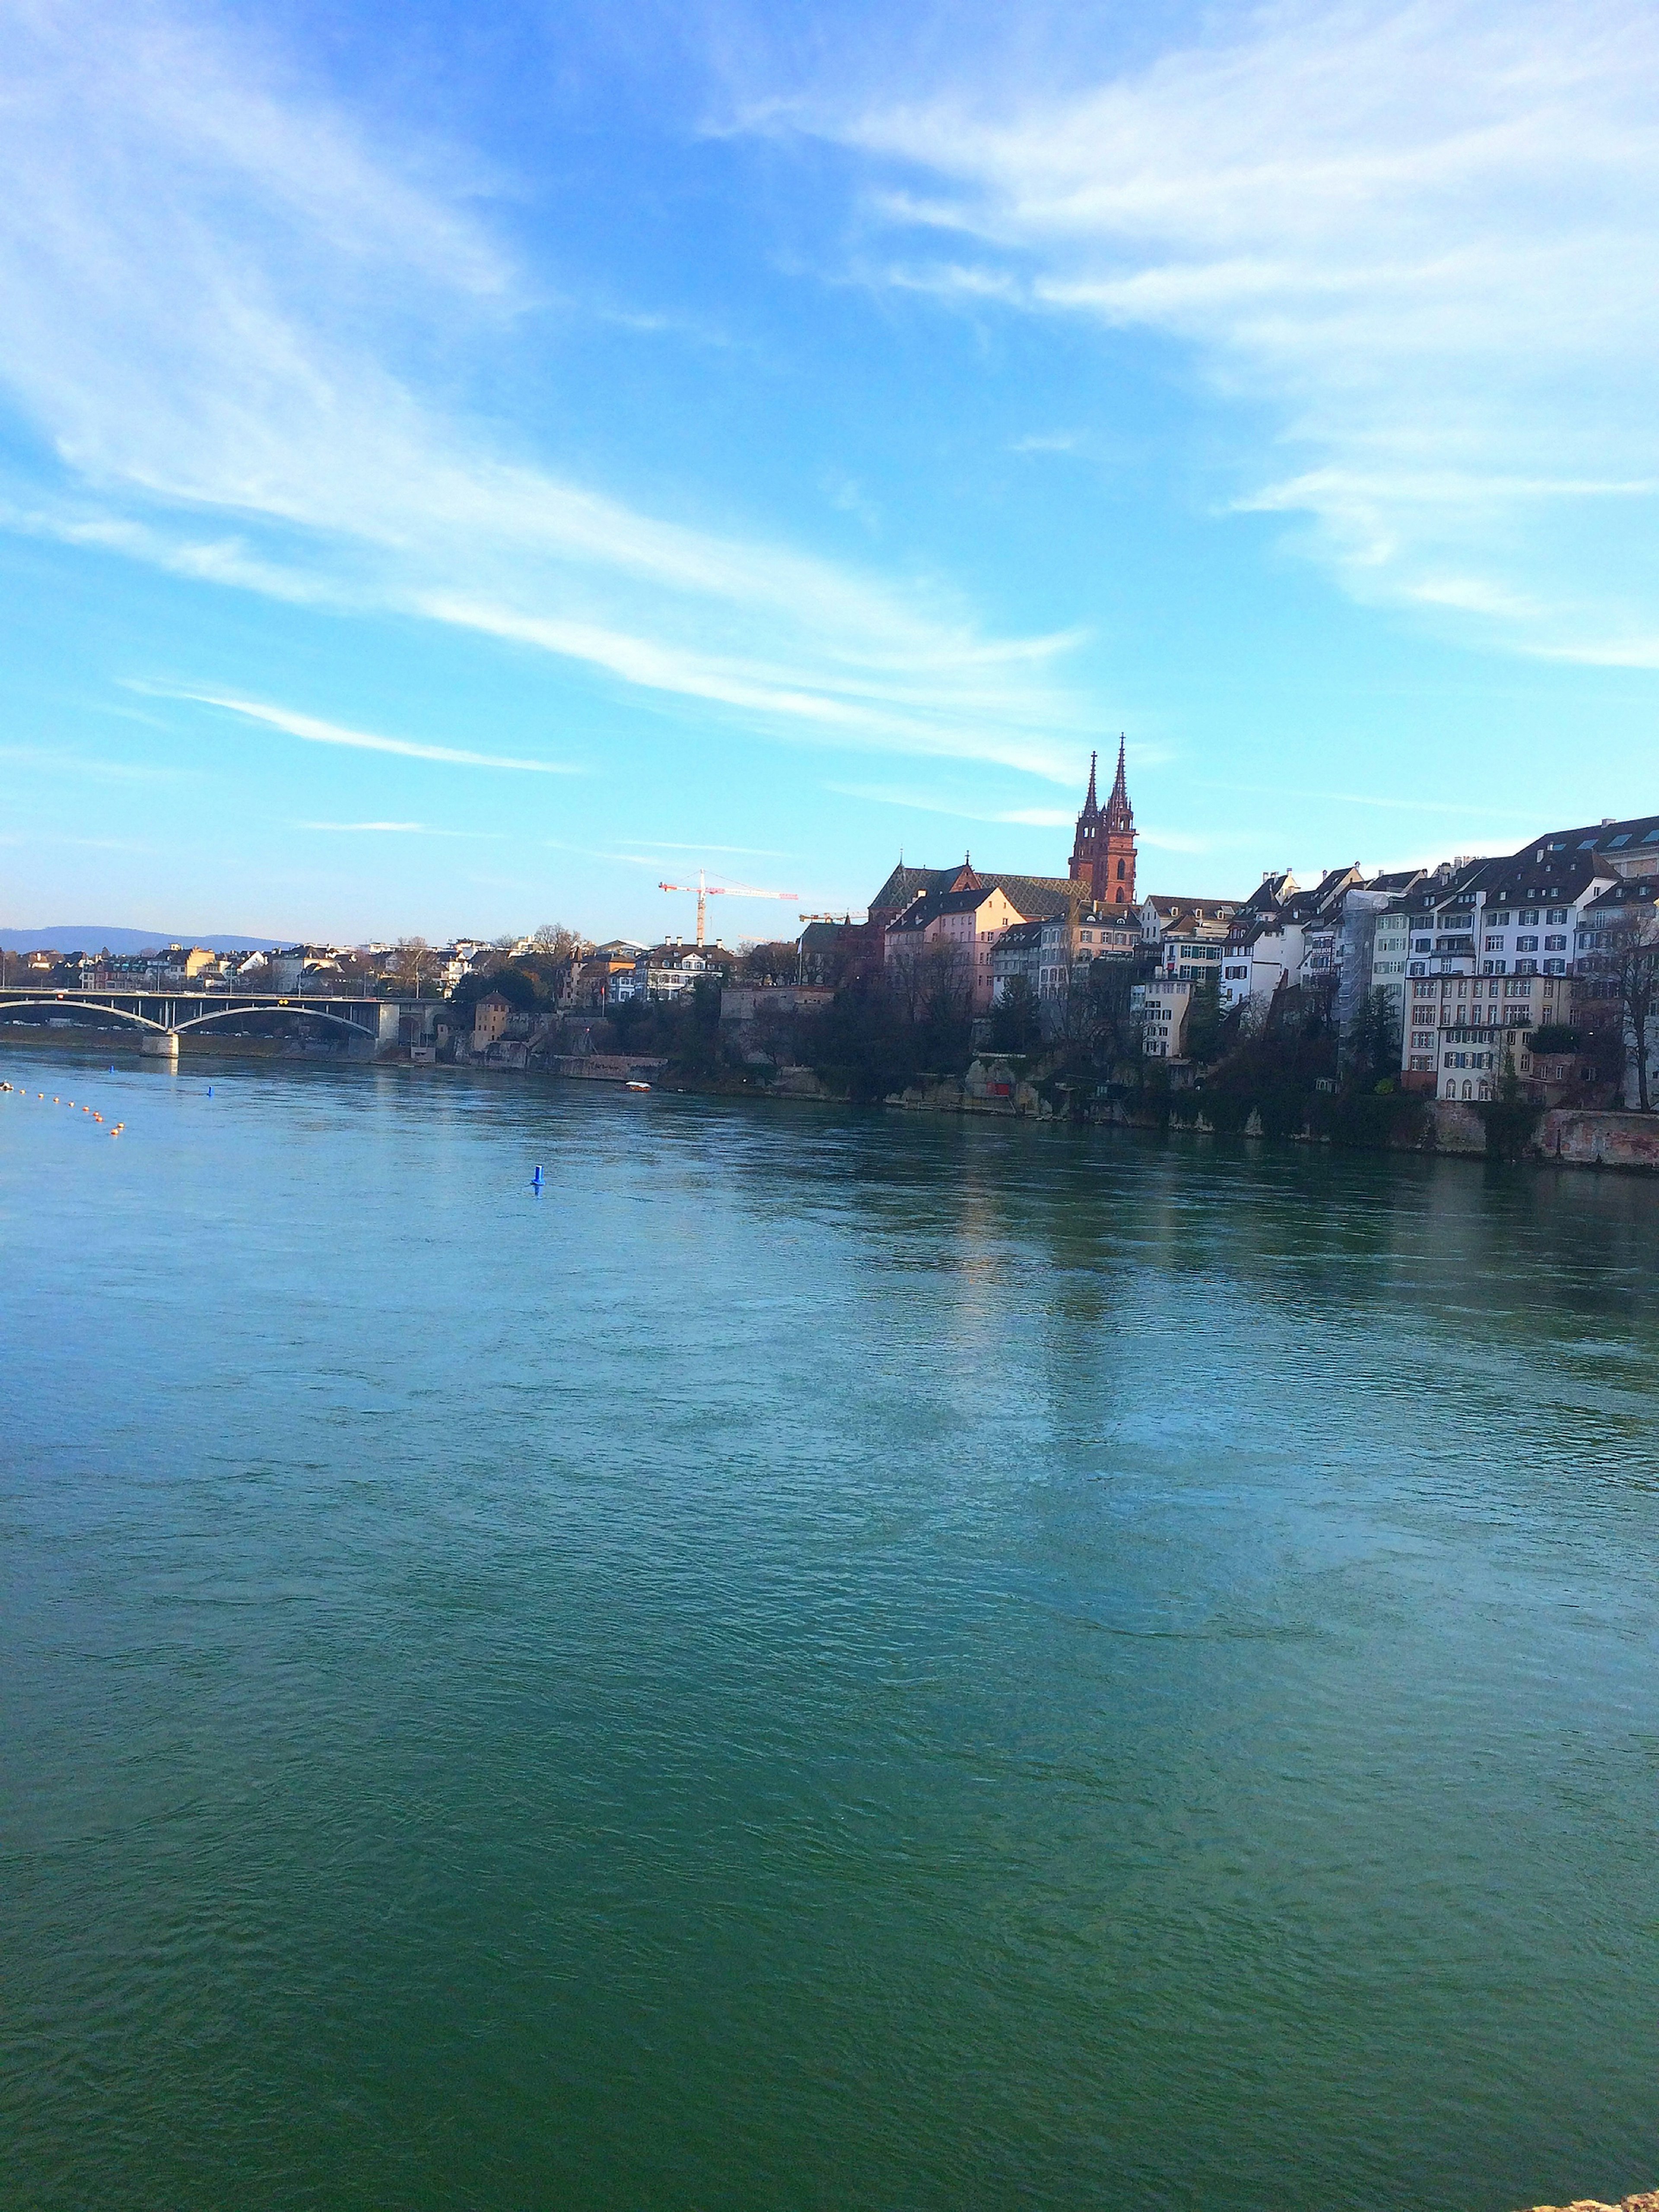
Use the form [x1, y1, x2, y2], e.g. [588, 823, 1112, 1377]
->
[0, 985, 416, 1057]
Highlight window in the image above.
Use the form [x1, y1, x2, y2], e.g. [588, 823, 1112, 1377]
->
[1516, 959, 1538, 975]
[1413, 938, 1432, 952]
[1490, 912, 1511, 926]
[1520, 909, 1540, 925]
[1609, 834, 1631, 848]
[1411, 1031, 1434, 1049]
[1484, 935, 1504, 951]
[1409, 1055, 1432, 1072]
[1546, 909, 1567, 925]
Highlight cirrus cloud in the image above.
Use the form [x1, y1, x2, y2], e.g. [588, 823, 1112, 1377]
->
[768, 0, 1659, 665]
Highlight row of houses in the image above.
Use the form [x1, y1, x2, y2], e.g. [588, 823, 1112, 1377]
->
[4, 934, 571, 996]
[945, 809, 1659, 1107]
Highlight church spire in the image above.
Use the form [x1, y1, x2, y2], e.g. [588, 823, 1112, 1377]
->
[1083, 749, 1099, 816]
[1103, 733, 1132, 831]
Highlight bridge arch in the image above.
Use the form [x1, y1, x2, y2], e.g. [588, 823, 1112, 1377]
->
[0, 997, 166, 1033]
[172, 1006, 378, 1039]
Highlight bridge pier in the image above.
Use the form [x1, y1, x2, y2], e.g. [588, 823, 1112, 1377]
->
[140, 1031, 179, 1058]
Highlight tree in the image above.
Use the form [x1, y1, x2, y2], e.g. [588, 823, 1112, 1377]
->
[1347, 987, 1402, 1092]
[737, 939, 800, 984]
[389, 937, 429, 996]
[1183, 971, 1229, 1065]
[531, 923, 587, 960]
[918, 939, 972, 1039]
[1048, 957, 1140, 1075]
[884, 938, 964, 1029]
[1614, 920, 1659, 1111]
[450, 961, 542, 1012]
[1576, 901, 1659, 1109]
[988, 975, 1041, 1055]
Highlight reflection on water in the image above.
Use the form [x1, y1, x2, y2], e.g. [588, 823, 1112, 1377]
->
[3, 1044, 1658, 2212]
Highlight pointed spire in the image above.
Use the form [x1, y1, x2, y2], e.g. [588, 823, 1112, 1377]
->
[1104, 733, 1133, 828]
[1085, 749, 1099, 812]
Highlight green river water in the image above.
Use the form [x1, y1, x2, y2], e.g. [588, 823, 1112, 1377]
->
[3, 1044, 1657, 2211]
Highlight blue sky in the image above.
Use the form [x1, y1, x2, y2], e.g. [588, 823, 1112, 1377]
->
[3, 0, 1657, 944]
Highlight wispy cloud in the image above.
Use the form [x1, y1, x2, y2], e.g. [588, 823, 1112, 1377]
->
[633, 840, 791, 857]
[776, 0, 1659, 664]
[295, 820, 500, 836]
[828, 780, 1071, 827]
[0, 742, 188, 783]
[0, 0, 1090, 783]
[1191, 777, 1537, 821]
[157, 691, 578, 774]
[826, 761, 1177, 833]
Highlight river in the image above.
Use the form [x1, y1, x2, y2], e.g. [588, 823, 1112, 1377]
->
[3, 1043, 1657, 2212]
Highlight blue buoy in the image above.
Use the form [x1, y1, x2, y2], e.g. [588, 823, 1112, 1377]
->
[207, 1085, 213, 1096]
[531, 1164, 544, 1191]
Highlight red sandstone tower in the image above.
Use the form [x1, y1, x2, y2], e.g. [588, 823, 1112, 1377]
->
[1069, 735, 1136, 906]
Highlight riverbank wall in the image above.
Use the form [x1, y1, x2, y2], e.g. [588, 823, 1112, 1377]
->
[1335, 1098, 1659, 1171]
[881, 1057, 1659, 1172]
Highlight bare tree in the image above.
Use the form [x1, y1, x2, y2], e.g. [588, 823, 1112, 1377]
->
[921, 939, 971, 1031]
[1048, 956, 1139, 1070]
[884, 936, 969, 1041]
[1611, 915, 1659, 1110]
[531, 923, 587, 959]
[390, 936, 429, 997]
[1576, 901, 1659, 1109]
[883, 941, 931, 1027]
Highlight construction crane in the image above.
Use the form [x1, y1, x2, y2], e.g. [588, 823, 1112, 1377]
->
[658, 869, 800, 949]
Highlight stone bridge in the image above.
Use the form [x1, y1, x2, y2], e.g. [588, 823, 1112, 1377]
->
[0, 986, 412, 1058]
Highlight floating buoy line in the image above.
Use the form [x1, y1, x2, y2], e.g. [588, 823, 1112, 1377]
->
[1, 1079, 124, 1134]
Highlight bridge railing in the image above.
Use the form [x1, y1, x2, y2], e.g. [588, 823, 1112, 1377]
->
[0, 981, 399, 1001]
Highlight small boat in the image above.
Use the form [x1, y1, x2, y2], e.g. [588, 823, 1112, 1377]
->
[625, 1079, 652, 1092]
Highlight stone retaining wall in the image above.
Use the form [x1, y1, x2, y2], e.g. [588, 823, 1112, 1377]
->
[1533, 1109, 1659, 1170]
[1424, 1099, 1659, 1169]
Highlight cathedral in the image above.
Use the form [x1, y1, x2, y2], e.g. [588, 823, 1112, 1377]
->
[862, 738, 1141, 946]
[1068, 735, 1137, 907]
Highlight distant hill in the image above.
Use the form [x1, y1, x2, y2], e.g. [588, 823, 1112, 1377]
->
[0, 926, 289, 954]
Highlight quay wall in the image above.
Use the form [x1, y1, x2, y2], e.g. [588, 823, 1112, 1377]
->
[883, 1066, 1659, 1175]
[1409, 1100, 1659, 1170]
